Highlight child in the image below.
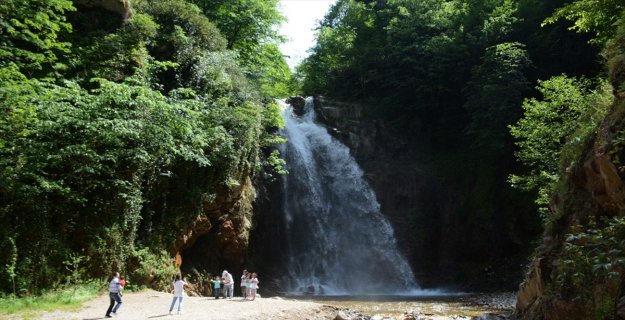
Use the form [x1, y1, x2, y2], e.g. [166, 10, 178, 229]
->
[240, 270, 248, 299]
[245, 274, 252, 299]
[169, 274, 187, 315]
[213, 275, 221, 299]
[119, 276, 126, 296]
[249, 273, 259, 301]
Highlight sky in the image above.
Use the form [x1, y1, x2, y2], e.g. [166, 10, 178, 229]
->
[278, 0, 337, 70]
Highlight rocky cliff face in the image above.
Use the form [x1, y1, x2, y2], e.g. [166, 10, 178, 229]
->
[514, 104, 625, 320]
[514, 34, 625, 319]
[308, 96, 540, 290]
[178, 174, 255, 279]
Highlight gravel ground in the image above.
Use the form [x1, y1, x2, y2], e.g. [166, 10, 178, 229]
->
[2, 290, 338, 320]
[0, 291, 516, 320]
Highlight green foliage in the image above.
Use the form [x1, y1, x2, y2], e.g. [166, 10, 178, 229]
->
[509, 75, 611, 215]
[0, 0, 75, 74]
[190, 0, 292, 98]
[0, 281, 101, 315]
[300, 0, 375, 96]
[4, 237, 17, 296]
[265, 150, 288, 176]
[66, 12, 160, 82]
[138, 0, 227, 53]
[128, 247, 178, 291]
[0, 0, 287, 296]
[464, 42, 531, 150]
[62, 253, 89, 286]
[544, 0, 625, 45]
[252, 43, 293, 98]
[553, 217, 625, 318]
[191, 0, 284, 53]
[260, 101, 286, 146]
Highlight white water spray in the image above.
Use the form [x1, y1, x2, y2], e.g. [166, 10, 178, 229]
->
[279, 97, 420, 295]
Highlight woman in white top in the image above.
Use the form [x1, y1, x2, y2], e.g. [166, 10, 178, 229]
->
[249, 273, 259, 301]
[169, 274, 187, 315]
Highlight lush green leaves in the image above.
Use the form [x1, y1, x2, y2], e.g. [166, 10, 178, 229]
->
[555, 217, 625, 318]
[544, 0, 625, 44]
[509, 75, 611, 214]
[464, 42, 530, 150]
[0, 0, 75, 74]
[0, 0, 288, 294]
[190, 0, 291, 98]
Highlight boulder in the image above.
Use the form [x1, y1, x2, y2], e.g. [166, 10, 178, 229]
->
[74, 0, 131, 20]
[335, 311, 352, 320]
[401, 312, 417, 320]
[286, 96, 306, 116]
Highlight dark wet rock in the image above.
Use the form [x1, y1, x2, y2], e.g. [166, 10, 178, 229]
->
[286, 96, 306, 116]
[618, 295, 625, 319]
[470, 292, 516, 310]
[311, 95, 539, 290]
[74, 0, 131, 19]
[472, 313, 508, 320]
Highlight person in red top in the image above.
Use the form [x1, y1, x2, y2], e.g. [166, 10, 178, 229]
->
[119, 276, 126, 296]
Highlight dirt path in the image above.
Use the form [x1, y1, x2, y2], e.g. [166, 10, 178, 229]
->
[3, 291, 338, 320]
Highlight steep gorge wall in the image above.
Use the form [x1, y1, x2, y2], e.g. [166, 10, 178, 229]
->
[303, 96, 540, 289]
[513, 41, 625, 319]
[513, 100, 625, 320]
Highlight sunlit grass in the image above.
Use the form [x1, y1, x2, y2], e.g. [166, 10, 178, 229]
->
[0, 282, 102, 316]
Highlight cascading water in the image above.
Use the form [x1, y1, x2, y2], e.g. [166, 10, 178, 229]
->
[279, 97, 419, 295]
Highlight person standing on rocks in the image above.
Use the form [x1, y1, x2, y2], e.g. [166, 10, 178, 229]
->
[240, 270, 248, 299]
[105, 272, 122, 318]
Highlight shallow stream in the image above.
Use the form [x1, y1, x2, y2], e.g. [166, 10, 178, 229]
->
[297, 293, 515, 319]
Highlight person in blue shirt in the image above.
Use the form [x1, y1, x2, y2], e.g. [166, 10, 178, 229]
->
[213, 275, 222, 299]
[105, 272, 122, 318]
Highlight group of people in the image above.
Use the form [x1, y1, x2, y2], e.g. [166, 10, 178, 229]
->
[213, 269, 259, 300]
[104, 269, 259, 317]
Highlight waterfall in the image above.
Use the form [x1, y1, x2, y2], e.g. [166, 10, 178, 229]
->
[279, 97, 419, 295]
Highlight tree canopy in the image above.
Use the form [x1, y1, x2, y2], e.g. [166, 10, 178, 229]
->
[0, 0, 290, 294]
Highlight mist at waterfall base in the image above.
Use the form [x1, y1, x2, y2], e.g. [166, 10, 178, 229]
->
[276, 98, 451, 297]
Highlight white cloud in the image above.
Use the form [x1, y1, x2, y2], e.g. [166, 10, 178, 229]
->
[279, 0, 337, 70]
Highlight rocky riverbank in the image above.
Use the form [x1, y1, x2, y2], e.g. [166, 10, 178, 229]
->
[311, 292, 515, 320]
